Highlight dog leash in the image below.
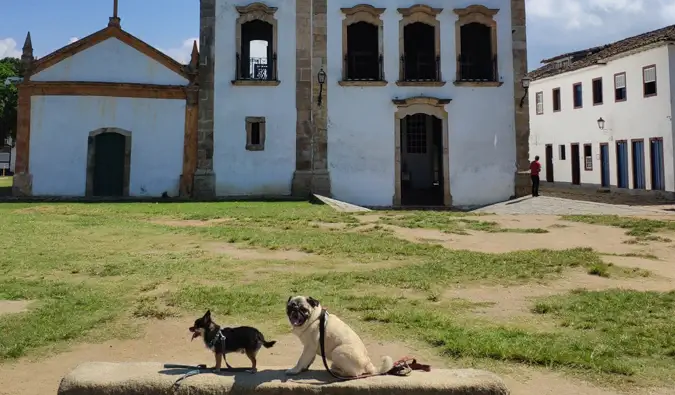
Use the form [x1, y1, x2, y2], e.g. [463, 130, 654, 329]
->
[167, 364, 208, 391]
[318, 309, 430, 381]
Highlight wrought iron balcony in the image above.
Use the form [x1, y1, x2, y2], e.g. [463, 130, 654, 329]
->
[456, 54, 498, 82]
[399, 53, 441, 82]
[343, 53, 384, 81]
[235, 53, 277, 81]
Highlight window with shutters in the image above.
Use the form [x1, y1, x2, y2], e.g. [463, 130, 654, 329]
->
[572, 82, 582, 108]
[643, 65, 657, 97]
[535, 91, 543, 114]
[592, 77, 603, 105]
[614, 72, 627, 102]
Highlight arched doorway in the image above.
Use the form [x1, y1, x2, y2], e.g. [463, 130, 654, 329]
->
[393, 97, 451, 207]
[86, 128, 131, 197]
[400, 113, 444, 205]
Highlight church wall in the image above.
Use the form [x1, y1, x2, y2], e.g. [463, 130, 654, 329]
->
[30, 38, 189, 85]
[29, 95, 185, 196]
[326, 0, 517, 207]
[211, 0, 297, 196]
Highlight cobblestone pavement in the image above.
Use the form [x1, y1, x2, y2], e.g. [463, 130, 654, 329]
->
[474, 196, 675, 216]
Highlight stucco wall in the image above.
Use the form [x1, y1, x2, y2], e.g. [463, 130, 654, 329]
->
[29, 96, 186, 196]
[30, 38, 188, 85]
[212, 0, 297, 196]
[529, 45, 674, 191]
[326, 0, 516, 207]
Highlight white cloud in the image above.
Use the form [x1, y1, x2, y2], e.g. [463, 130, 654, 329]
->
[159, 38, 199, 64]
[527, 0, 675, 68]
[0, 38, 21, 59]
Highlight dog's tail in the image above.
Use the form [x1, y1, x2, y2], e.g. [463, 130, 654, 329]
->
[263, 340, 276, 348]
[377, 356, 394, 374]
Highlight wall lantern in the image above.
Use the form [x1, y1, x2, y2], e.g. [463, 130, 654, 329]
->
[597, 117, 605, 130]
[317, 68, 326, 107]
[519, 76, 531, 108]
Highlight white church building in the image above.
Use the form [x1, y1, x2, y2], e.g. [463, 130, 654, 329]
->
[13, 0, 531, 208]
[528, 24, 675, 195]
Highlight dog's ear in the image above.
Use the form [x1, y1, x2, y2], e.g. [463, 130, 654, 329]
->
[307, 297, 320, 307]
[203, 310, 211, 319]
[287, 296, 292, 305]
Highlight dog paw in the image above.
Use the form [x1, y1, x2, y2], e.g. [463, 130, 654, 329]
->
[285, 369, 300, 376]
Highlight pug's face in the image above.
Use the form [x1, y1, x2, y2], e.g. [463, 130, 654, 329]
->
[286, 296, 320, 327]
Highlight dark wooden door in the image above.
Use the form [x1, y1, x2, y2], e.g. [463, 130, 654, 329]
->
[545, 144, 554, 182]
[93, 133, 125, 197]
[571, 144, 581, 185]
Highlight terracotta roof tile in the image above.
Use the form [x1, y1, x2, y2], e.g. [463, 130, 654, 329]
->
[528, 24, 675, 81]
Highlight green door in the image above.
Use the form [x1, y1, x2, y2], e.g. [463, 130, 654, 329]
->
[92, 133, 126, 197]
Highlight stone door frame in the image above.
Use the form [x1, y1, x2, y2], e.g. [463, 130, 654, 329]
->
[86, 127, 132, 197]
[393, 96, 452, 207]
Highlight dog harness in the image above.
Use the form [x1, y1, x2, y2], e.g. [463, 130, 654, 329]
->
[207, 329, 227, 351]
[318, 308, 431, 381]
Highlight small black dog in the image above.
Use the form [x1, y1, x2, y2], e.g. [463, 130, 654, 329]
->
[189, 310, 276, 373]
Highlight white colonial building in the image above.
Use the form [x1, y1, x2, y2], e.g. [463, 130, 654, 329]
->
[14, 0, 531, 208]
[528, 25, 675, 194]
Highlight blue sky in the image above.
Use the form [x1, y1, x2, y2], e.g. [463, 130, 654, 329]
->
[2, 0, 675, 70]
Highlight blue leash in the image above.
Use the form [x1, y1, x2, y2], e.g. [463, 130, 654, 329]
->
[165, 364, 208, 390]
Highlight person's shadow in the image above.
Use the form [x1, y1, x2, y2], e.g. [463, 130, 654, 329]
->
[159, 364, 341, 388]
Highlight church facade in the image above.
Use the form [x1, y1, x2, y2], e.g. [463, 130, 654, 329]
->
[14, 0, 530, 208]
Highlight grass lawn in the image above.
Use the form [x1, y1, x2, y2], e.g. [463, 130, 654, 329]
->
[0, 203, 673, 388]
[0, 176, 12, 188]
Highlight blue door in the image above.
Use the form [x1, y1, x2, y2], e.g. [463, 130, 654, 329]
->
[600, 144, 610, 187]
[616, 141, 629, 188]
[631, 140, 646, 189]
[650, 138, 665, 190]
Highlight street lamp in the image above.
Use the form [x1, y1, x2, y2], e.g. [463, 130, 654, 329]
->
[519, 76, 531, 108]
[317, 68, 326, 106]
[597, 117, 605, 130]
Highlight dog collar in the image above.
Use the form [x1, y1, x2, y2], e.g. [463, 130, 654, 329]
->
[208, 329, 226, 349]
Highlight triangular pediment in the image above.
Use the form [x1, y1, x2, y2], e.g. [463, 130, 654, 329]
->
[30, 26, 190, 85]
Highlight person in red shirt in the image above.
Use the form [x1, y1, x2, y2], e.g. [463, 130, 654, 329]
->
[529, 156, 541, 197]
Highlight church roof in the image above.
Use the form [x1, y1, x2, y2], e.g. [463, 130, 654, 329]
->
[30, 23, 191, 80]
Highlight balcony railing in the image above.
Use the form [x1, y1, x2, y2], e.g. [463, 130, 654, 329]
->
[235, 53, 277, 81]
[343, 53, 384, 81]
[456, 54, 497, 82]
[400, 54, 440, 82]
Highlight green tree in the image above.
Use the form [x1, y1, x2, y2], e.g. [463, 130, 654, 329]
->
[0, 57, 21, 144]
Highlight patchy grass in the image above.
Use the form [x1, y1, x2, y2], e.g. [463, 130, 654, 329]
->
[0, 278, 121, 361]
[0, 176, 11, 188]
[0, 202, 671, 387]
[379, 212, 548, 235]
[562, 215, 675, 240]
[530, 289, 675, 378]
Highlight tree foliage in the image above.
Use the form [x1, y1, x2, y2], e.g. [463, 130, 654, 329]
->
[0, 57, 21, 144]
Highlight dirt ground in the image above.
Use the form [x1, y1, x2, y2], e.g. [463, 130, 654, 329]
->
[1, 214, 674, 395]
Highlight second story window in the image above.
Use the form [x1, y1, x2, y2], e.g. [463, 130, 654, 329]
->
[573, 83, 583, 108]
[535, 91, 543, 114]
[592, 78, 603, 105]
[614, 72, 627, 101]
[340, 5, 385, 85]
[233, 3, 279, 86]
[346, 22, 380, 80]
[397, 5, 443, 85]
[643, 65, 657, 97]
[552, 88, 561, 112]
[454, 5, 500, 86]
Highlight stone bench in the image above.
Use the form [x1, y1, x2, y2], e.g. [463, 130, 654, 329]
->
[57, 362, 509, 395]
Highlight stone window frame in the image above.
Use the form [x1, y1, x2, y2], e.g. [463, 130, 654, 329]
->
[397, 5, 445, 87]
[453, 5, 502, 87]
[339, 4, 387, 87]
[85, 127, 132, 197]
[245, 116, 266, 151]
[233, 2, 280, 87]
[392, 96, 452, 206]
